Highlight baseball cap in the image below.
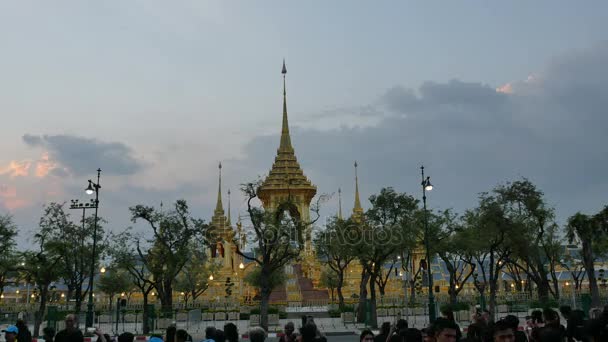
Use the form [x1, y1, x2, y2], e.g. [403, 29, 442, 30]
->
[149, 337, 163, 342]
[2, 325, 19, 334]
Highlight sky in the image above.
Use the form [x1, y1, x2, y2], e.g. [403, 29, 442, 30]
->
[1, 1, 607, 248]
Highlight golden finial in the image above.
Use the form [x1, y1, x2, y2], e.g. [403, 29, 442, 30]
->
[280, 59, 292, 151]
[227, 189, 231, 226]
[353, 161, 363, 218]
[215, 162, 223, 213]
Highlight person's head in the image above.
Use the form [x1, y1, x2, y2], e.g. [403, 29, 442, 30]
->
[3, 325, 18, 342]
[299, 324, 317, 342]
[466, 323, 484, 341]
[421, 328, 432, 342]
[396, 319, 408, 331]
[380, 322, 391, 335]
[585, 318, 608, 342]
[431, 318, 459, 342]
[388, 335, 402, 342]
[214, 330, 225, 342]
[175, 330, 189, 342]
[503, 315, 519, 331]
[491, 320, 515, 342]
[248, 327, 266, 342]
[166, 326, 177, 342]
[441, 308, 455, 322]
[43, 327, 56, 341]
[542, 308, 559, 326]
[65, 314, 77, 330]
[223, 323, 239, 342]
[284, 322, 295, 336]
[403, 328, 422, 342]
[118, 332, 135, 342]
[205, 327, 217, 340]
[559, 305, 572, 320]
[16, 319, 27, 328]
[537, 327, 565, 342]
[359, 329, 374, 342]
[531, 310, 543, 325]
[481, 310, 491, 323]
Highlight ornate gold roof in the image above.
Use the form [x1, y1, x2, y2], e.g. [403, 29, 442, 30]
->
[258, 61, 317, 204]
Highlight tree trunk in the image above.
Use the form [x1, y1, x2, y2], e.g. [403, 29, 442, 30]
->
[160, 278, 173, 315]
[74, 286, 82, 316]
[581, 242, 600, 306]
[369, 275, 378, 329]
[142, 294, 150, 334]
[259, 267, 272, 331]
[357, 269, 370, 323]
[449, 286, 458, 305]
[34, 285, 49, 336]
[337, 270, 345, 310]
[488, 281, 497, 322]
[536, 278, 551, 303]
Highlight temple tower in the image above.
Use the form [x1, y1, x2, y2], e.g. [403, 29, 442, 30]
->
[257, 60, 317, 255]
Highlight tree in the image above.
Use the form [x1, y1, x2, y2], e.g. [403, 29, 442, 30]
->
[463, 194, 513, 320]
[234, 180, 324, 331]
[314, 216, 357, 309]
[0, 214, 18, 297]
[495, 179, 560, 302]
[356, 187, 419, 328]
[319, 268, 339, 302]
[436, 222, 476, 305]
[566, 208, 608, 307]
[97, 267, 132, 315]
[44, 205, 106, 315]
[174, 240, 215, 306]
[110, 230, 155, 334]
[129, 200, 207, 313]
[20, 203, 66, 336]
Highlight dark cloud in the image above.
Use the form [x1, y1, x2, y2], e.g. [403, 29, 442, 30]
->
[234, 42, 608, 223]
[22, 134, 145, 176]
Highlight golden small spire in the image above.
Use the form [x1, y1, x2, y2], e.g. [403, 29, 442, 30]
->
[338, 188, 343, 220]
[227, 189, 231, 226]
[215, 162, 224, 214]
[353, 161, 364, 219]
[280, 59, 293, 152]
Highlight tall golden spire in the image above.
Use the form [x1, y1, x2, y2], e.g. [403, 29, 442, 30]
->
[258, 60, 316, 206]
[214, 162, 224, 215]
[227, 189, 231, 226]
[338, 188, 343, 220]
[280, 59, 293, 152]
[353, 161, 364, 219]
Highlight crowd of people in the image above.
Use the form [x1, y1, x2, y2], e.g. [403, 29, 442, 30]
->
[3, 306, 608, 342]
[358, 305, 608, 342]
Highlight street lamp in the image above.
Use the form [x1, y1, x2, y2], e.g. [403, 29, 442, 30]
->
[420, 165, 436, 322]
[239, 262, 245, 269]
[81, 169, 101, 328]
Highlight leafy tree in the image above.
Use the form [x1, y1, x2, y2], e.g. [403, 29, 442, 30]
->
[356, 187, 418, 327]
[97, 267, 131, 314]
[129, 200, 207, 313]
[174, 240, 215, 306]
[110, 230, 155, 334]
[244, 266, 286, 290]
[496, 179, 560, 302]
[319, 268, 339, 302]
[566, 207, 608, 307]
[314, 216, 357, 309]
[435, 221, 476, 305]
[0, 214, 18, 297]
[45, 204, 106, 315]
[20, 203, 66, 336]
[234, 180, 324, 331]
[462, 194, 513, 320]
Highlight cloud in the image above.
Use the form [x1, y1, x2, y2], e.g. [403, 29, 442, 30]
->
[0, 160, 31, 178]
[232, 42, 608, 223]
[0, 184, 29, 211]
[22, 134, 146, 176]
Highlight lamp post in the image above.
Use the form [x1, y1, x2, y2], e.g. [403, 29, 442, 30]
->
[83, 169, 101, 328]
[420, 165, 435, 323]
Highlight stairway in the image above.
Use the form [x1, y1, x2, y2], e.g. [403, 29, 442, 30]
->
[293, 264, 329, 301]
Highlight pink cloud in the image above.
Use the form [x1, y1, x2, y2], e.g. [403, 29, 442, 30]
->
[0, 184, 29, 211]
[0, 160, 31, 178]
[35, 152, 57, 178]
[496, 83, 514, 94]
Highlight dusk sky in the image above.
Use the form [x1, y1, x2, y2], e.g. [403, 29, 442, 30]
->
[1, 1, 607, 247]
